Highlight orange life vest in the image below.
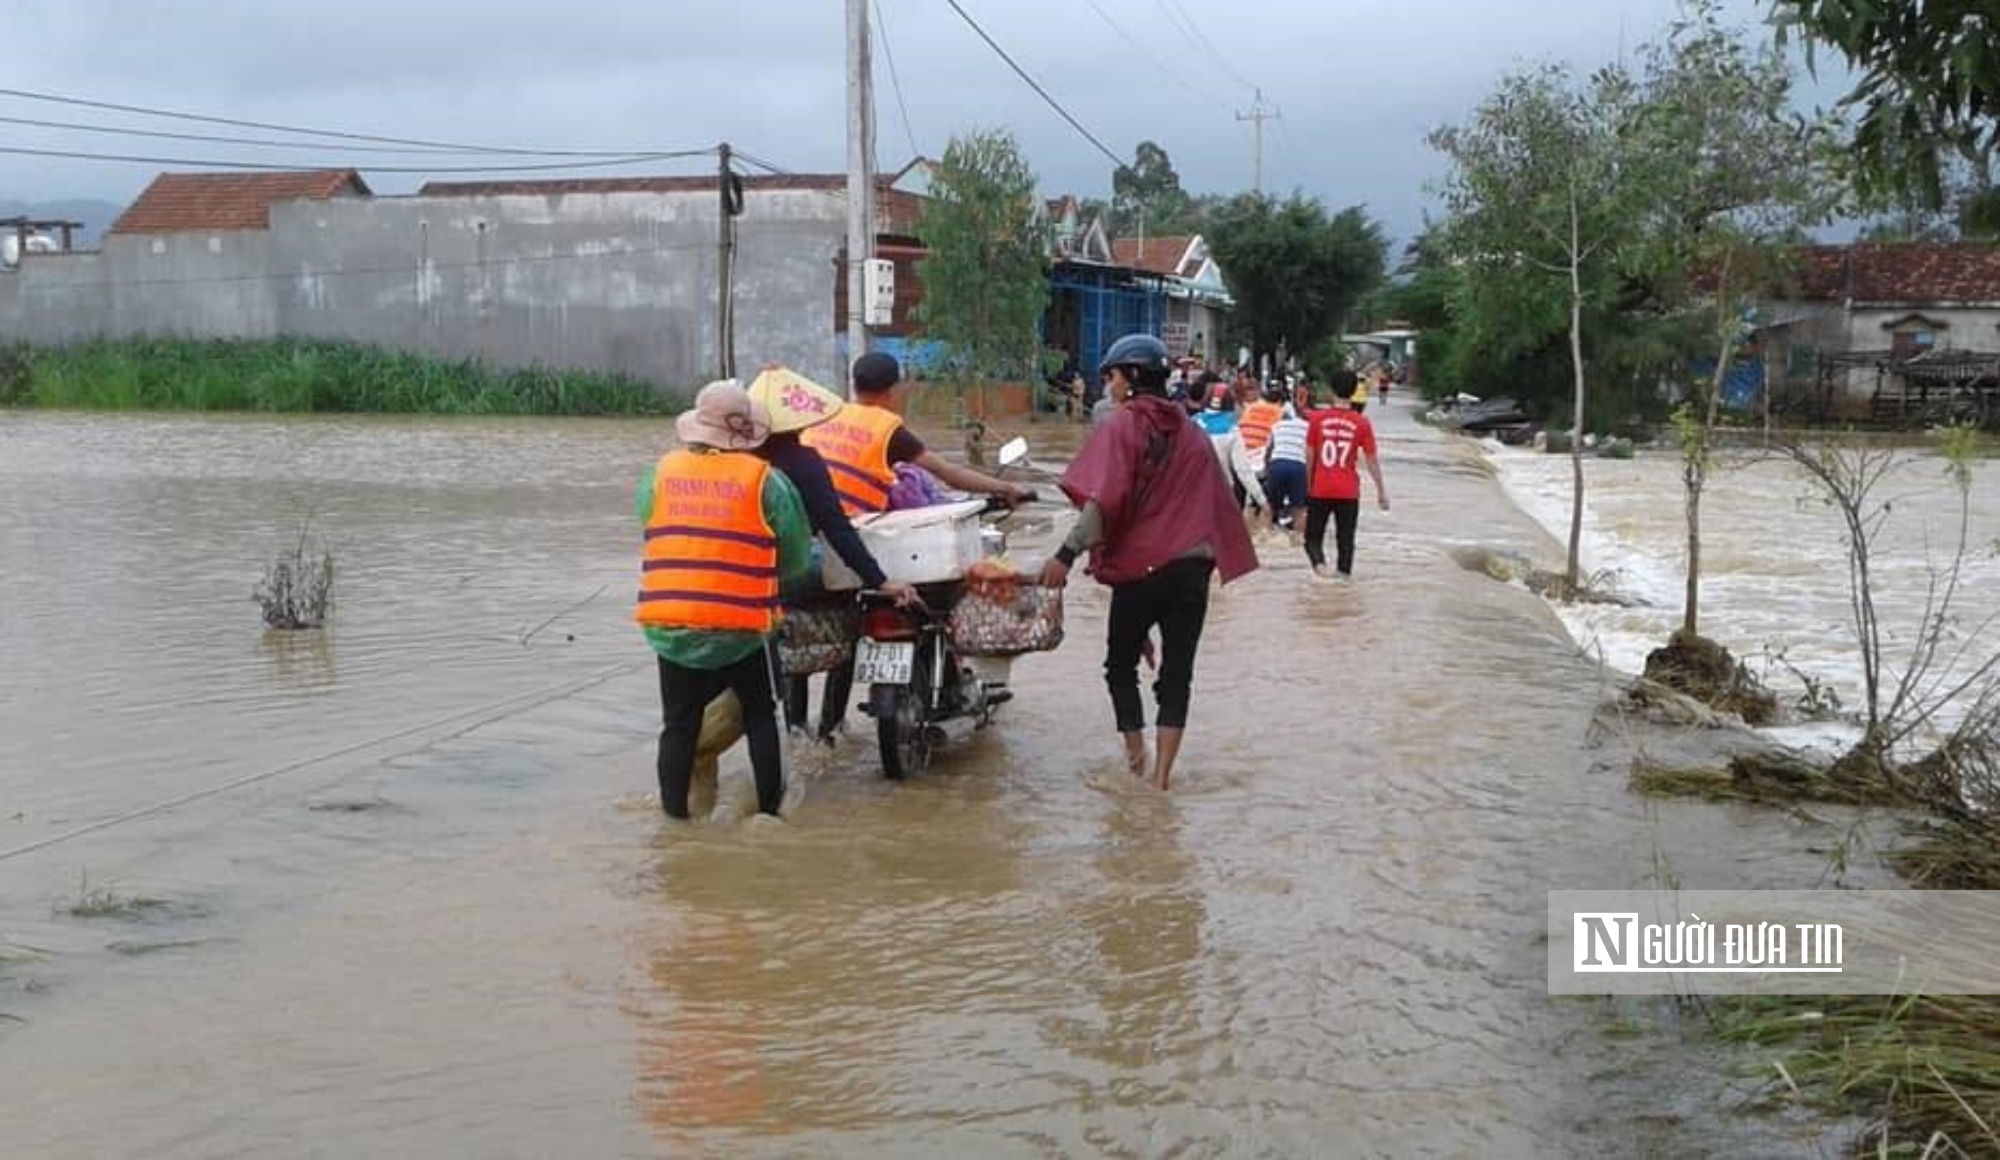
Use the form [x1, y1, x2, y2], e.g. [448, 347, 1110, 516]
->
[801, 402, 901, 516]
[635, 449, 779, 633]
[1239, 401, 1282, 451]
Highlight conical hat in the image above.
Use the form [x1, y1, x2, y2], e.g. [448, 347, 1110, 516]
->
[745, 367, 844, 434]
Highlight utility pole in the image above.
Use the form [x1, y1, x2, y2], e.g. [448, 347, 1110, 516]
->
[718, 141, 738, 380]
[1236, 88, 1278, 195]
[845, 0, 876, 396]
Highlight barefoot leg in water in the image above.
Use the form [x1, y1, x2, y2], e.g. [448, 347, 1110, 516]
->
[1154, 726, 1184, 791]
[1122, 730, 1151, 781]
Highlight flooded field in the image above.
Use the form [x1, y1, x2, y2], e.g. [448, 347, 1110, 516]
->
[0, 404, 1860, 1156]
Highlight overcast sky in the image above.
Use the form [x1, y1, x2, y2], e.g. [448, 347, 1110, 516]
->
[5, 0, 1825, 246]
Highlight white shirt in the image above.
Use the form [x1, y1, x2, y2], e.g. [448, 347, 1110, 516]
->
[1268, 415, 1310, 464]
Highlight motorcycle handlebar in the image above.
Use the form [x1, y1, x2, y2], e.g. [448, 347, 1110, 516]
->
[982, 490, 1040, 515]
[856, 587, 930, 611]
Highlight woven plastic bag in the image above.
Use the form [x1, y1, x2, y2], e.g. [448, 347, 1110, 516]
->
[948, 574, 1065, 657]
[776, 599, 858, 675]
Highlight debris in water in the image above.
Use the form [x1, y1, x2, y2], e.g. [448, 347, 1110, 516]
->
[306, 797, 405, 815]
[107, 938, 210, 957]
[255, 518, 334, 630]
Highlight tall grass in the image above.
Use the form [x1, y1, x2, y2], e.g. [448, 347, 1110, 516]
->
[1711, 994, 2000, 1156]
[0, 338, 685, 416]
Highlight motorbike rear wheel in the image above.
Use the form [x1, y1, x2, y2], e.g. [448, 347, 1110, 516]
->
[876, 646, 934, 781]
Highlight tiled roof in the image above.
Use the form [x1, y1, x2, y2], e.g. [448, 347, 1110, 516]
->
[109, 170, 369, 235]
[1791, 243, 2000, 304]
[1112, 235, 1196, 277]
[416, 173, 926, 234]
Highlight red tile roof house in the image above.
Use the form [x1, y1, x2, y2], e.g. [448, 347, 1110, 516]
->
[1107, 234, 1234, 364]
[1755, 243, 2000, 425]
[88, 169, 373, 340]
[19, 164, 919, 389]
[110, 170, 372, 236]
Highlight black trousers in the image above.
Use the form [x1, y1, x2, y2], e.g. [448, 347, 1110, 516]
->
[656, 649, 784, 819]
[783, 657, 855, 739]
[1304, 498, 1360, 574]
[1105, 558, 1215, 733]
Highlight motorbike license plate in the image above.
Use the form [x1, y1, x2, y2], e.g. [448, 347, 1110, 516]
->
[854, 639, 915, 685]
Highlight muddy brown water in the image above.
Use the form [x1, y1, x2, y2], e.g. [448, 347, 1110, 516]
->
[1, 404, 1853, 1157]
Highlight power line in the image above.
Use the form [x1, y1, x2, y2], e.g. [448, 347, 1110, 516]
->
[941, 0, 1124, 168]
[1155, 0, 1260, 95]
[0, 85, 688, 157]
[0, 112, 675, 158]
[0, 143, 716, 173]
[1080, 0, 1229, 111]
[872, 0, 923, 163]
[731, 149, 795, 177]
[1236, 88, 1280, 194]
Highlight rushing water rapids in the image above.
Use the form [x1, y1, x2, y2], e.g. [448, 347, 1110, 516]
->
[0, 404, 1917, 1156]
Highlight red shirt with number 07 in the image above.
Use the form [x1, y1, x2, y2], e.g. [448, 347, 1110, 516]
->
[1305, 408, 1377, 500]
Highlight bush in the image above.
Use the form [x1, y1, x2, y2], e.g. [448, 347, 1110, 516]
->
[255, 526, 335, 630]
[6, 337, 684, 416]
[0, 344, 28, 404]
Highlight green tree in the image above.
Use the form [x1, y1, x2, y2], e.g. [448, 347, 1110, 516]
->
[1430, 63, 1638, 595]
[1202, 193, 1386, 370]
[1356, 235, 1461, 396]
[1108, 139, 1199, 238]
[915, 129, 1051, 407]
[1773, 0, 2000, 231]
[1624, 1, 1839, 643]
[1376, 225, 1687, 420]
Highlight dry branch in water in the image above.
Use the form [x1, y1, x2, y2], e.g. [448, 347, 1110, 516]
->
[254, 517, 334, 630]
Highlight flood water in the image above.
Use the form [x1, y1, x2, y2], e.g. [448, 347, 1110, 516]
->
[1492, 436, 2000, 749]
[0, 403, 1882, 1157]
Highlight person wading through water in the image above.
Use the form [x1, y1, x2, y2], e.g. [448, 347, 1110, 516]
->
[635, 380, 811, 819]
[793, 351, 1034, 743]
[675, 367, 923, 801]
[746, 368, 919, 612]
[1302, 368, 1390, 580]
[1038, 334, 1259, 790]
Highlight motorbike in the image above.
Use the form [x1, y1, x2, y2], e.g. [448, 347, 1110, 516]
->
[853, 438, 1043, 780]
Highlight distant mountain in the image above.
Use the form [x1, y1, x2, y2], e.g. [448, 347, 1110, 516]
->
[0, 198, 125, 247]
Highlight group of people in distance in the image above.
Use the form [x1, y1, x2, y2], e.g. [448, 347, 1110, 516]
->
[1182, 365, 1390, 580]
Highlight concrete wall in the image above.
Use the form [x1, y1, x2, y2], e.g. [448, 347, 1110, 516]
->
[1760, 300, 2000, 416]
[0, 189, 847, 391]
[1844, 305, 2000, 354]
[1, 250, 111, 343]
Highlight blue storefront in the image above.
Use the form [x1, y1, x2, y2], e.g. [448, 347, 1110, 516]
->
[1043, 262, 1170, 389]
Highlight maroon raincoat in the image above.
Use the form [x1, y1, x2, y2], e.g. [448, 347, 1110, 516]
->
[1059, 394, 1258, 586]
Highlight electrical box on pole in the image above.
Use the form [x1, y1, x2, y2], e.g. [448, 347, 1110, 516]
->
[863, 258, 895, 327]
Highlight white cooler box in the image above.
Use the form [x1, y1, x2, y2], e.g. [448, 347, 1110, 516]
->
[820, 499, 987, 590]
